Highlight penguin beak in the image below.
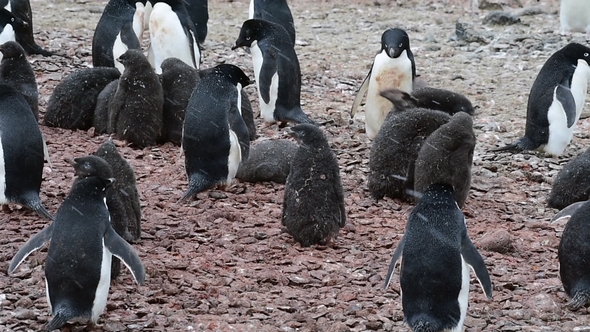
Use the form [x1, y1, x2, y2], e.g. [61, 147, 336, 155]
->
[231, 44, 240, 51]
[64, 157, 77, 166]
[387, 47, 400, 58]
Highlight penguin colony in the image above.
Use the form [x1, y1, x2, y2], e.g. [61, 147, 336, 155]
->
[3, 0, 590, 331]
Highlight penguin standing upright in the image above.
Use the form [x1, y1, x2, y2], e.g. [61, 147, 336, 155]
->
[108, 49, 164, 148]
[350, 28, 415, 139]
[384, 183, 492, 332]
[233, 19, 314, 125]
[282, 124, 346, 247]
[1, 0, 52, 56]
[0, 8, 28, 47]
[560, 0, 590, 37]
[8, 175, 145, 331]
[0, 40, 37, 119]
[92, 0, 144, 72]
[146, 0, 201, 74]
[249, 0, 296, 45]
[180, 63, 251, 201]
[494, 43, 590, 156]
[551, 200, 590, 309]
[184, 0, 208, 45]
[0, 83, 51, 219]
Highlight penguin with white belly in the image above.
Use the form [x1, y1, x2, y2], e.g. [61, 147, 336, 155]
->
[385, 183, 492, 332]
[494, 43, 590, 157]
[0, 8, 27, 49]
[92, 0, 144, 72]
[560, 0, 590, 37]
[146, 0, 201, 74]
[351, 28, 416, 139]
[233, 19, 315, 125]
[1, 0, 53, 56]
[8, 175, 145, 331]
[0, 83, 52, 219]
[179, 64, 251, 202]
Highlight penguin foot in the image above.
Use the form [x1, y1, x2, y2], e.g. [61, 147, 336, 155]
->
[566, 290, 590, 310]
[24, 197, 53, 220]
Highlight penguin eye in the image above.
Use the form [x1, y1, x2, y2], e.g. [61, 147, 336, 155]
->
[246, 36, 251, 41]
[399, 43, 403, 48]
[10, 18, 13, 22]
[585, 53, 589, 57]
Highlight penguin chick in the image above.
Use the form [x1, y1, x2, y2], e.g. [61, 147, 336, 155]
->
[236, 139, 298, 183]
[0, 40, 38, 120]
[548, 147, 590, 210]
[282, 124, 346, 246]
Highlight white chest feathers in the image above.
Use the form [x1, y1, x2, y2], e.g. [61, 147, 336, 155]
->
[227, 130, 242, 188]
[251, 41, 279, 123]
[0, 131, 6, 204]
[560, 0, 590, 34]
[147, 2, 199, 74]
[365, 50, 413, 139]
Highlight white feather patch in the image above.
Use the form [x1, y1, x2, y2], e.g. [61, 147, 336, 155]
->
[226, 130, 242, 188]
[91, 238, 112, 323]
[0, 129, 6, 204]
[250, 41, 279, 123]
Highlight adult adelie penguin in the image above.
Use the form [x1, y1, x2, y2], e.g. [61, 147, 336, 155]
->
[0, 0, 53, 56]
[248, 0, 296, 45]
[184, 0, 208, 45]
[179, 63, 251, 201]
[0, 83, 52, 219]
[233, 19, 315, 125]
[147, 0, 201, 74]
[8, 175, 145, 331]
[0, 8, 28, 48]
[550, 200, 590, 310]
[384, 183, 492, 332]
[560, 0, 590, 37]
[494, 43, 590, 156]
[0, 40, 37, 119]
[108, 49, 164, 148]
[282, 124, 346, 247]
[350, 28, 416, 139]
[92, 0, 144, 72]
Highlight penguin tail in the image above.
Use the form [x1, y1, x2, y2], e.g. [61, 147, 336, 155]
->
[21, 193, 53, 220]
[489, 136, 539, 153]
[178, 174, 212, 203]
[566, 289, 590, 310]
[45, 308, 76, 331]
[407, 315, 441, 332]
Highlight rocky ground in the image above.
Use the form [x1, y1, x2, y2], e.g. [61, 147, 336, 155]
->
[1, 0, 590, 331]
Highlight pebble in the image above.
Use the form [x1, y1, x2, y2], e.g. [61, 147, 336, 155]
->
[478, 229, 514, 253]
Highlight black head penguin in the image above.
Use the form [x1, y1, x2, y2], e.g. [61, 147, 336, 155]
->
[92, 0, 144, 72]
[414, 112, 475, 208]
[0, 7, 28, 57]
[183, 0, 208, 45]
[233, 19, 315, 125]
[248, 0, 296, 46]
[1, 0, 52, 56]
[0, 83, 51, 219]
[236, 139, 298, 183]
[92, 79, 119, 134]
[146, 0, 201, 74]
[549, 200, 590, 310]
[180, 63, 251, 201]
[368, 90, 450, 201]
[350, 28, 416, 139]
[108, 49, 164, 148]
[494, 43, 590, 156]
[44, 67, 121, 130]
[0, 40, 37, 119]
[282, 124, 346, 246]
[384, 183, 492, 332]
[159, 57, 200, 145]
[8, 175, 145, 331]
[548, 147, 590, 210]
[560, 0, 590, 38]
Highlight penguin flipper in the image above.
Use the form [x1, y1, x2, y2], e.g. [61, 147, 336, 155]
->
[8, 224, 53, 274]
[104, 227, 145, 284]
[384, 236, 405, 290]
[350, 69, 371, 116]
[555, 84, 577, 128]
[259, 47, 277, 104]
[461, 232, 493, 299]
[551, 200, 588, 223]
[228, 100, 250, 161]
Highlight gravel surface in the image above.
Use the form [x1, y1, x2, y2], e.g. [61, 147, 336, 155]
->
[2, 0, 590, 331]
